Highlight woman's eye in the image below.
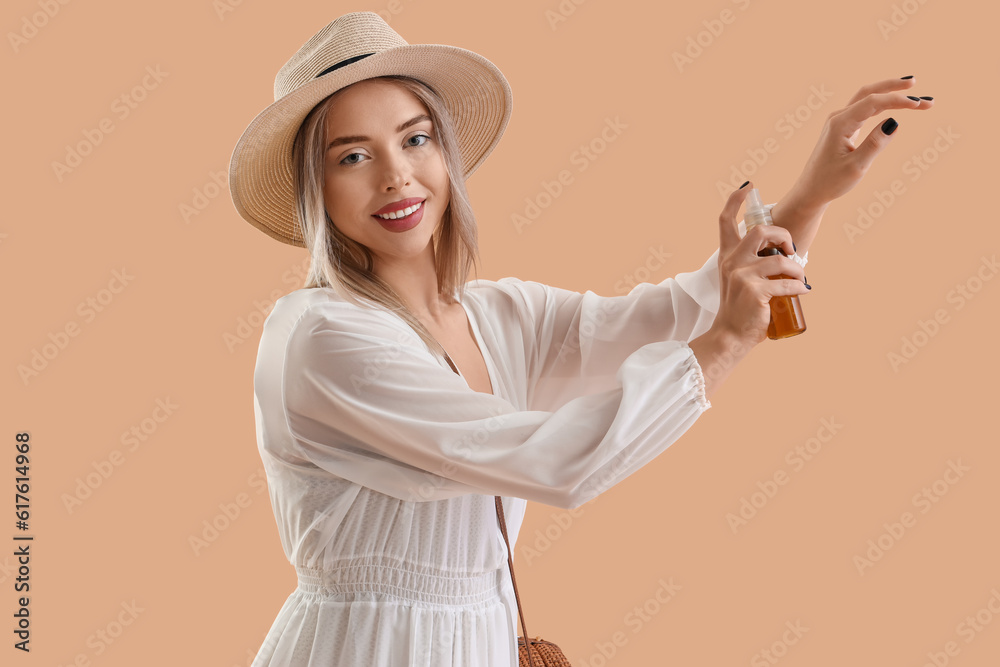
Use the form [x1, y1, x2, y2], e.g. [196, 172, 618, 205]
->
[339, 134, 431, 166]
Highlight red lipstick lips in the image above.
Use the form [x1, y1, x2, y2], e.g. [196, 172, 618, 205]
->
[372, 197, 424, 216]
[373, 198, 425, 232]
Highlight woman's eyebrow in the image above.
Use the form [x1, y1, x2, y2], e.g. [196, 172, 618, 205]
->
[326, 114, 432, 152]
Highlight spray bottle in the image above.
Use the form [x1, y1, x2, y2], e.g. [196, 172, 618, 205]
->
[744, 188, 806, 340]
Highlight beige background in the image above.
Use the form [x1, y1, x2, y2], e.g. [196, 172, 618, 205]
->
[5, 0, 998, 665]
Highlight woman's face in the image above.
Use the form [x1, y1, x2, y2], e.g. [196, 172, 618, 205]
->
[322, 78, 451, 267]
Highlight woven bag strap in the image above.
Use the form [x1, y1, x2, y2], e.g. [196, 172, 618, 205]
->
[495, 495, 537, 667]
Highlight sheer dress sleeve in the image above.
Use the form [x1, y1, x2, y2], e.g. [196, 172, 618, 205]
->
[277, 206, 808, 509]
[279, 299, 708, 510]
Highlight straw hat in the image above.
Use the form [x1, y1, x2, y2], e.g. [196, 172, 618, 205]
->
[228, 11, 513, 247]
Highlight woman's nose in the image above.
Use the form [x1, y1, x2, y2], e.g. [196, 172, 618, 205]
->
[379, 150, 411, 191]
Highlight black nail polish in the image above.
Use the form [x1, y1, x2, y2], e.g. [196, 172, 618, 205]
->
[805, 283, 812, 290]
[793, 242, 797, 253]
[881, 117, 898, 135]
[900, 75, 914, 79]
[919, 96, 934, 101]
[739, 180, 749, 189]
[907, 95, 921, 102]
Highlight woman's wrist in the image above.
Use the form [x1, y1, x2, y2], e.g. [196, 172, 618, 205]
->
[688, 326, 754, 399]
[770, 188, 830, 256]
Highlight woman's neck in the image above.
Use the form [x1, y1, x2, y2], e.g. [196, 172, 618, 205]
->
[374, 242, 453, 324]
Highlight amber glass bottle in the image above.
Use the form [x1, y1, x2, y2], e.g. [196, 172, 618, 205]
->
[744, 189, 806, 340]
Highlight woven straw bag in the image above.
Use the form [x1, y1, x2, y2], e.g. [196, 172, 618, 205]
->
[495, 496, 573, 667]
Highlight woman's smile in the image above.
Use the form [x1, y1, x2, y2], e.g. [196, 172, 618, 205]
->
[372, 197, 426, 218]
[373, 198, 425, 232]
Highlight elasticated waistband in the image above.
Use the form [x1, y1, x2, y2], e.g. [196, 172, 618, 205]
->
[294, 556, 504, 607]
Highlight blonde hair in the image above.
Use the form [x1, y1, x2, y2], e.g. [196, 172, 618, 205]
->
[291, 75, 481, 356]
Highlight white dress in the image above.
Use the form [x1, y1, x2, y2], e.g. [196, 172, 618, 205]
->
[249, 230, 807, 666]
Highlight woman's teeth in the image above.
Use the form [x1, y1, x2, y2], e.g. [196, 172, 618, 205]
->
[376, 201, 423, 220]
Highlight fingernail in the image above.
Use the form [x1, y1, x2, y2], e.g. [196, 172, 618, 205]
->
[900, 75, 914, 79]
[739, 180, 750, 189]
[803, 275, 807, 284]
[907, 95, 921, 102]
[805, 283, 812, 290]
[881, 117, 898, 135]
[919, 96, 934, 101]
[793, 242, 797, 253]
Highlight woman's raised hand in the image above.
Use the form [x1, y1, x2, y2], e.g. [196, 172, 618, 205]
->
[784, 76, 934, 209]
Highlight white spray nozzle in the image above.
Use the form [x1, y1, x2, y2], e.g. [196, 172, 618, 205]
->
[744, 187, 772, 228]
[745, 188, 765, 215]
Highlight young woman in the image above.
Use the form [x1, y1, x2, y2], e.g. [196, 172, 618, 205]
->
[228, 11, 933, 666]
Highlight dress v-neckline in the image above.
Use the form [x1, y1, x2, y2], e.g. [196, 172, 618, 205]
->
[447, 297, 497, 397]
